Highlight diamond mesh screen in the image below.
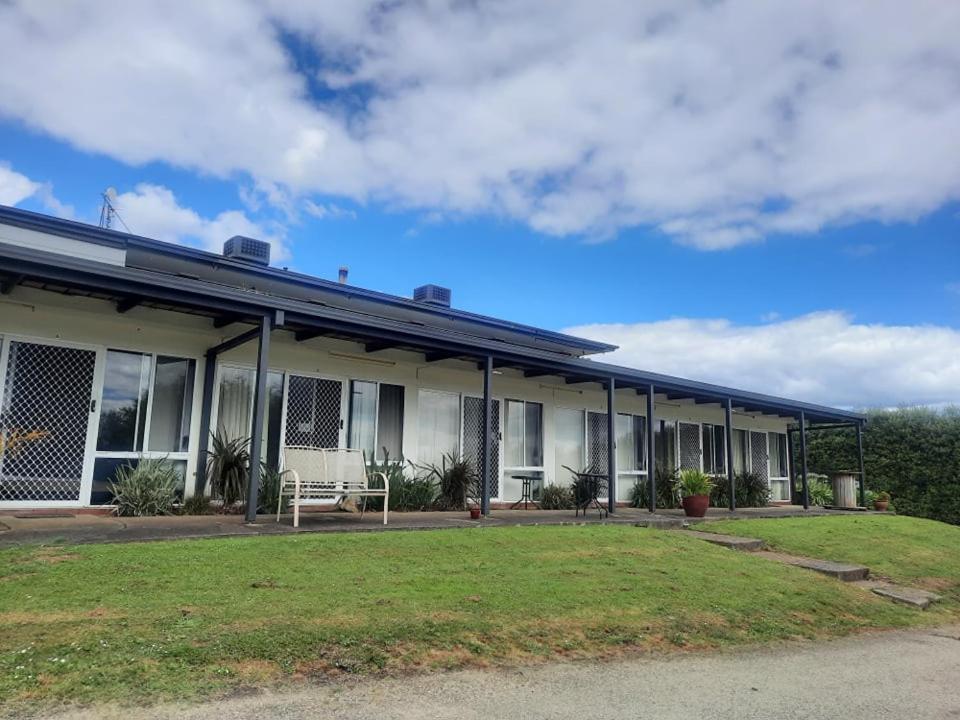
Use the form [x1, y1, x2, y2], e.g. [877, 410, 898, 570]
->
[679, 422, 702, 471]
[463, 396, 500, 498]
[750, 431, 769, 482]
[0, 341, 96, 502]
[587, 411, 608, 474]
[284, 375, 343, 449]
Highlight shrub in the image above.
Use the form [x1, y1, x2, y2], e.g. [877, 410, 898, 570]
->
[804, 473, 833, 506]
[875, 490, 891, 502]
[180, 493, 213, 515]
[711, 471, 770, 508]
[677, 469, 712, 497]
[419, 453, 480, 511]
[540, 483, 575, 509]
[206, 432, 250, 509]
[257, 463, 287, 515]
[804, 406, 960, 525]
[110, 457, 180, 516]
[629, 468, 681, 509]
[364, 450, 437, 512]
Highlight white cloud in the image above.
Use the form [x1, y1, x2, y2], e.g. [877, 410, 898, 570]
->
[111, 184, 288, 261]
[1, 2, 959, 247]
[303, 200, 356, 220]
[567, 312, 960, 408]
[0, 162, 75, 218]
[0, 163, 39, 206]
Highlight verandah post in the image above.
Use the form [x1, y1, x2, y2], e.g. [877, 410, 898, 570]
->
[799, 411, 810, 510]
[481, 355, 493, 517]
[724, 397, 735, 512]
[244, 313, 273, 523]
[856, 421, 866, 507]
[646, 383, 656, 512]
[607, 377, 616, 514]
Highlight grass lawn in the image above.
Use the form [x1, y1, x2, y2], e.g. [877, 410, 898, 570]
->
[709, 514, 960, 600]
[0, 523, 955, 710]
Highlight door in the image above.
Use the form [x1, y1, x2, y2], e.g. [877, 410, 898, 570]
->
[0, 339, 99, 505]
[462, 396, 501, 499]
[679, 421, 702, 471]
[750, 430, 769, 486]
[284, 374, 345, 449]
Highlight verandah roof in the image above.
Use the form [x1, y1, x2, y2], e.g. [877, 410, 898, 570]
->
[0, 237, 862, 425]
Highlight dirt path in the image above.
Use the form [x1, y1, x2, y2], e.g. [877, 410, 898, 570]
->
[35, 625, 960, 720]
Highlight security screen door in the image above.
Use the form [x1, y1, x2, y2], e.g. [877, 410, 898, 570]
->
[284, 374, 345, 448]
[462, 396, 500, 499]
[0, 339, 98, 503]
[679, 422, 702, 471]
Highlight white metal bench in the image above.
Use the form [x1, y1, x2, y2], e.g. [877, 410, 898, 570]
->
[277, 446, 389, 527]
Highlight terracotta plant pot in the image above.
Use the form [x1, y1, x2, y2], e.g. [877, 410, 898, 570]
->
[469, 507, 482, 520]
[874, 500, 889, 512]
[682, 494, 710, 518]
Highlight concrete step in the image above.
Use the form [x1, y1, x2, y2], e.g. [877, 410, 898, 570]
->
[853, 581, 943, 610]
[684, 529, 765, 551]
[755, 551, 870, 581]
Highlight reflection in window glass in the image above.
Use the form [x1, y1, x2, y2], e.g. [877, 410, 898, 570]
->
[148, 356, 195, 452]
[732, 429, 748, 474]
[90, 457, 186, 505]
[654, 419, 677, 475]
[377, 384, 404, 460]
[524, 402, 543, 467]
[97, 351, 151, 452]
[616, 413, 646, 473]
[349, 380, 378, 459]
[702, 423, 726, 475]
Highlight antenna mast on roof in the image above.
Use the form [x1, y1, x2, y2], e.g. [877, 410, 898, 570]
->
[98, 187, 131, 232]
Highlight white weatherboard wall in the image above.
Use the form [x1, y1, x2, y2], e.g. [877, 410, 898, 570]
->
[0, 289, 792, 507]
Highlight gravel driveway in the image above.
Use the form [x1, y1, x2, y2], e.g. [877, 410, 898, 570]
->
[40, 625, 960, 720]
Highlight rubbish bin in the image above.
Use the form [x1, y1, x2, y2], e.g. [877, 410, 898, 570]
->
[830, 473, 859, 508]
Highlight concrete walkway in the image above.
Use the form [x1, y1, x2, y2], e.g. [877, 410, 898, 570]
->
[44, 625, 960, 720]
[0, 505, 849, 547]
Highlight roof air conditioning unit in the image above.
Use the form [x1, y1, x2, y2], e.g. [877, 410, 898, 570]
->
[223, 235, 270, 266]
[413, 284, 452, 307]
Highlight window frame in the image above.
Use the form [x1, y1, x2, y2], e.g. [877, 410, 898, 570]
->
[347, 379, 405, 463]
[91, 349, 198, 505]
[503, 398, 544, 471]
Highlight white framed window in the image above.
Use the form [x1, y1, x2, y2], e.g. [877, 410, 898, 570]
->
[214, 364, 285, 469]
[555, 406, 586, 484]
[732, 428, 748, 474]
[767, 432, 789, 478]
[417, 389, 460, 468]
[616, 413, 647, 475]
[701, 423, 726, 476]
[504, 399, 543, 470]
[654, 418, 677, 475]
[348, 380, 404, 462]
[92, 350, 197, 504]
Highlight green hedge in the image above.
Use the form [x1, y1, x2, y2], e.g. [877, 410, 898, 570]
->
[804, 406, 960, 525]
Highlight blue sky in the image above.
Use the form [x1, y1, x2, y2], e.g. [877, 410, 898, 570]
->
[1, 1, 958, 407]
[5, 118, 957, 331]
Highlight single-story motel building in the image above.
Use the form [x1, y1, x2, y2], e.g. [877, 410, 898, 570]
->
[0, 205, 866, 518]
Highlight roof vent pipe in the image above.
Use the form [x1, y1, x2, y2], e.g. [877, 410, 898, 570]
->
[338, 266, 349, 284]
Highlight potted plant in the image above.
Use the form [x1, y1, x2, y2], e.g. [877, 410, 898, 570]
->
[678, 469, 713, 518]
[874, 491, 890, 512]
